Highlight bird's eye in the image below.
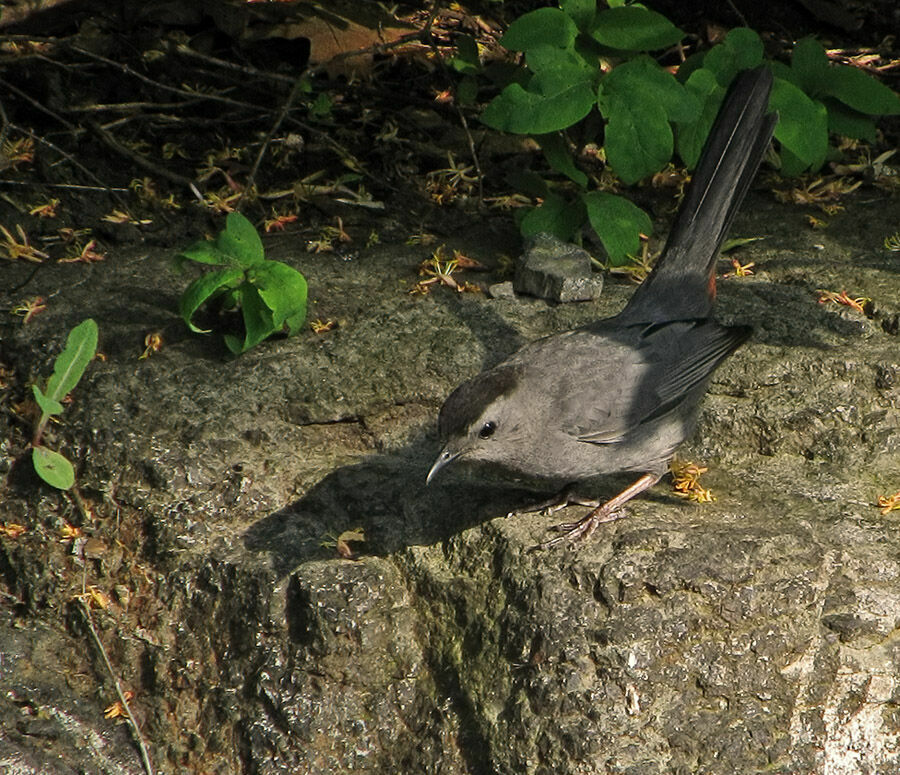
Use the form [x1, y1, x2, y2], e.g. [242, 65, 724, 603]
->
[478, 421, 497, 439]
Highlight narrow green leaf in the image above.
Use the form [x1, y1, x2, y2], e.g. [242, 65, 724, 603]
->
[33, 446, 75, 490]
[248, 260, 309, 335]
[771, 77, 828, 172]
[583, 191, 652, 266]
[500, 7, 578, 52]
[590, 7, 683, 51]
[231, 284, 276, 353]
[32, 384, 64, 418]
[179, 268, 245, 333]
[217, 212, 265, 269]
[44, 319, 98, 406]
[538, 133, 588, 187]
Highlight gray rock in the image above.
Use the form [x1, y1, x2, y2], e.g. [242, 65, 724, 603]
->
[514, 232, 604, 302]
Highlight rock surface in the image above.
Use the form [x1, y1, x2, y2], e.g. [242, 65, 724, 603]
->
[1, 194, 899, 774]
[514, 232, 604, 302]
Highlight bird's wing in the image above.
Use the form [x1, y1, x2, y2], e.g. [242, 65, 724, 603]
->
[529, 320, 748, 445]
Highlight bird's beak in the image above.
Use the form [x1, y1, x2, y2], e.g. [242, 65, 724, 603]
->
[426, 446, 459, 485]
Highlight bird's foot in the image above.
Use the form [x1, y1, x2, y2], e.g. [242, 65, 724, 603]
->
[509, 486, 599, 518]
[529, 503, 625, 551]
[527, 472, 662, 552]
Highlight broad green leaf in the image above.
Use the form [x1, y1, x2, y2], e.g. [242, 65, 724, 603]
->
[600, 91, 672, 184]
[518, 193, 585, 241]
[824, 100, 877, 142]
[823, 65, 900, 116]
[481, 79, 595, 134]
[226, 285, 275, 354]
[44, 318, 98, 407]
[456, 76, 478, 106]
[590, 6, 683, 51]
[599, 56, 695, 122]
[790, 37, 829, 95]
[676, 68, 725, 168]
[33, 446, 75, 490]
[560, 0, 596, 32]
[248, 260, 309, 335]
[179, 268, 245, 333]
[500, 7, 578, 52]
[583, 191, 652, 266]
[538, 133, 588, 187]
[178, 240, 232, 266]
[32, 385, 63, 418]
[771, 77, 828, 173]
[703, 28, 764, 85]
[217, 212, 265, 269]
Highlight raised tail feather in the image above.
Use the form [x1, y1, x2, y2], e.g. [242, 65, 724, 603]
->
[621, 66, 777, 324]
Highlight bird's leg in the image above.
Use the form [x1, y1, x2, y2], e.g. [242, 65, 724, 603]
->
[533, 472, 662, 551]
[510, 485, 600, 518]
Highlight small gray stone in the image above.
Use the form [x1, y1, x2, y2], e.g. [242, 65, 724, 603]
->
[513, 232, 603, 302]
[486, 281, 516, 299]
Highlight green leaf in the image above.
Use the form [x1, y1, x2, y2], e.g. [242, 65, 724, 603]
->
[790, 37, 829, 95]
[32, 385, 63, 418]
[481, 77, 595, 134]
[600, 56, 696, 122]
[702, 28, 764, 85]
[500, 7, 578, 52]
[248, 260, 309, 335]
[451, 35, 480, 75]
[179, 268, 245, 333]
[583, 191, 652, 266]
[456, 76, 478, 106]
[44, 319, 98, 409]
[676, 68, 725, 168]
[538, 133, 588, 187]
[600, 91, 672, 184]
[227, 285, 275, 354]
[519, 193, 585, 241]
[178, 240, 233, 266]
[824, 100, 877, 142]
[823, 64, 900, 116]
[590, 6, 683, 51]
[33, 446, 75, 490]
[217, 212, 265, 269]
[560, 0, 596, 32]
[771, 76, 828, 173]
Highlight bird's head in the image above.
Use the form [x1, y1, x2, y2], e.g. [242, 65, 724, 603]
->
[426, 364, 525, 484]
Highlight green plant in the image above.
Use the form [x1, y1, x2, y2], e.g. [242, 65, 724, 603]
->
[178, 212, 308, 354]
[31, 318, 98, 490]
[458, 2, 900, 264]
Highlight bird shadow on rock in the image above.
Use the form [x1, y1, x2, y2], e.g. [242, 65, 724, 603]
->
[240, 435, 548, 577]
[240, 433, 685, 579]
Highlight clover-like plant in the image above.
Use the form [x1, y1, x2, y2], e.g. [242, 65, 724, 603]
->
[31, 318, 98, 490]
[178, 212, 308, 354]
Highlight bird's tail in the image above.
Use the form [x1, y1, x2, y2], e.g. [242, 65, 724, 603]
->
[620, 66, 777, 323]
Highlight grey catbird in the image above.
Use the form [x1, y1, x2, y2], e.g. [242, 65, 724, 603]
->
[427, 66, 777, 548]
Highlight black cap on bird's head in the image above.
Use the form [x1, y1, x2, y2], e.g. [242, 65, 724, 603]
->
[427, 364, 523, 484]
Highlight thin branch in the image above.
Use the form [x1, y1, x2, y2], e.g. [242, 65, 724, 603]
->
[79, 598, 155, 775]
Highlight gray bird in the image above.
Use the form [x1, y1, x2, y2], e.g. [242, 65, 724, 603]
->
[427, 66, 778, 548]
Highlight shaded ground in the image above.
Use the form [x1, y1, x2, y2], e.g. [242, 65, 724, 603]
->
[1, 2, 900, 774]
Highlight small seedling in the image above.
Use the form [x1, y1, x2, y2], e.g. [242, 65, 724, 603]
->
[31, 318, 98, 490]
[177, 212, 308, 354]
